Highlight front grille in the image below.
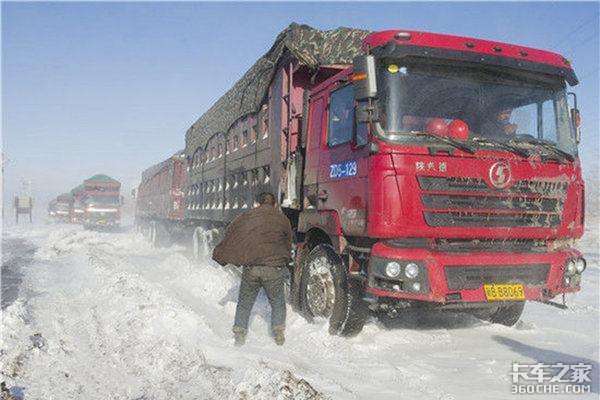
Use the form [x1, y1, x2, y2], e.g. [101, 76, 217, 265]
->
[425, 211, 561, 227]
[419, 176, 489, 192]
[435, 238, 547, 253]
[445, 264, 550, 290]
[418, 176, 567, 228]
[421, 194, 563, 213]
[418, 176, 568, 196]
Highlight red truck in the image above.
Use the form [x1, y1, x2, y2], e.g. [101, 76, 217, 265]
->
[144, 24, 587, 336]
[81, 174, 122, 229]
[52, 193, 74, 223]
[135, 151, 187, 246]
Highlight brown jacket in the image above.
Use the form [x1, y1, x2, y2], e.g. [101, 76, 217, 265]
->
[212, 205, 293, 267]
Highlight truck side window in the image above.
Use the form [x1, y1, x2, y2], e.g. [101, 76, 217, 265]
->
[328, 85, 354, 146]
[541, 99, 557, 142]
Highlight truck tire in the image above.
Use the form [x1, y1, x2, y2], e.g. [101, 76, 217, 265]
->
[486, 302, 525, 326]
[300, 244, 368, 337]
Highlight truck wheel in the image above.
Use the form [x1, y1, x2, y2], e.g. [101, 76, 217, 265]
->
[300, 244, 368, 337]
[486, 302, 525, 326]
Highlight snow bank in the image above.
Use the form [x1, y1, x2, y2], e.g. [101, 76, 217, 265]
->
[1, 223, 598, 399]
[2, 226, 330, 399]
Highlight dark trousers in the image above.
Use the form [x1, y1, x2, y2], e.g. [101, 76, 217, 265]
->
[233, 265, 286, 333]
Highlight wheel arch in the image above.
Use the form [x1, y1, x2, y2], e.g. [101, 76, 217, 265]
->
[297, 209, 343, 253]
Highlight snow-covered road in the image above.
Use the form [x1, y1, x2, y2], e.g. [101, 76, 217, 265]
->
[1, 222, 598, 399]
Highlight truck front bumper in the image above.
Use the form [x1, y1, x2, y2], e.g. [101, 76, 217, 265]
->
[365, 241, 584, 304]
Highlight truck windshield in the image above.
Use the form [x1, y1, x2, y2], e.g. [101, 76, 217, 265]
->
[376, 61, 577, 156]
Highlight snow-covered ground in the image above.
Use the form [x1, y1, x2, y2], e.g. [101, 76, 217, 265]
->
[1, 218, 598, 399]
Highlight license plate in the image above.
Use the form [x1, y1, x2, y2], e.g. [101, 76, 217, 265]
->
[484, 283, 525, 301]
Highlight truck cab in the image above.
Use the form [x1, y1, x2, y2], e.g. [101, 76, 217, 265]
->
[83, 194, 121, 228]
[81, 175, 122, 229]
[294, 30, 585, 334]
[54, 193, 74, 223]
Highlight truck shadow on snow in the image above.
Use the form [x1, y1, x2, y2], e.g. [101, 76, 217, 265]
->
[493, 335, 598, 394]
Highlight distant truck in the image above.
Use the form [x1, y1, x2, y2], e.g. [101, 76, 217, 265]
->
[81, 174, 122, 229]
[53, 193, 73, 222]
[138, 24, 586, 336]
[135, 151, 187, 246]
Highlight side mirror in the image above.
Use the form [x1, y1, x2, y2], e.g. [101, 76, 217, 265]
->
[352, 55, 377, 100]
[571, 108, 581, 143]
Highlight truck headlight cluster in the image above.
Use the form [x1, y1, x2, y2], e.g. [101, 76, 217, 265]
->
[563, 257, 586, 287]
[369, 257, 428, 293]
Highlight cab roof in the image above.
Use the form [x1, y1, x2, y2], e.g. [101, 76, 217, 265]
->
[364, 30, 577, 84]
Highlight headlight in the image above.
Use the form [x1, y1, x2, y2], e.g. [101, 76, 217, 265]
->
[575, 258, 586, 273]
[411, 282, 421, 291]
[385, 262, 402, 278]
[566, 260, 577, 275]
[405, 263, 419, 279]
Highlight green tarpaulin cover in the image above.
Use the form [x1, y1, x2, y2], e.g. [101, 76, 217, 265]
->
[185, 23, 370, 158]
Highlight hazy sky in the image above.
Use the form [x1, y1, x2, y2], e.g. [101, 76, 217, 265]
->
[2, 1, 599, 211]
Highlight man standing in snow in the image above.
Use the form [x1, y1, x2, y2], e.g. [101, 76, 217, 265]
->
[212, 192, 293, 346]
